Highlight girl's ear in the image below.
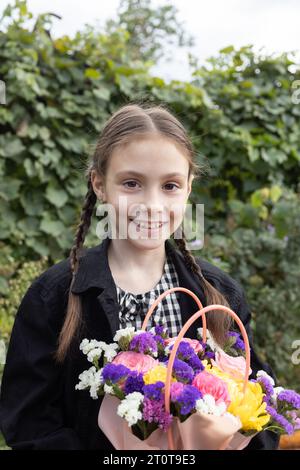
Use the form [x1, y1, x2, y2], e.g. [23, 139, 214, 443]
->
[91, 169, 107, 202]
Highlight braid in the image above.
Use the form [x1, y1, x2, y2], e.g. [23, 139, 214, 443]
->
[69, 177, 97, 274]
[54, 175, 97, 363]
[174, 229, 232, 346]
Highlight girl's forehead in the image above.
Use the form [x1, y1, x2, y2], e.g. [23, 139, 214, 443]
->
[108, 136, 190, 175]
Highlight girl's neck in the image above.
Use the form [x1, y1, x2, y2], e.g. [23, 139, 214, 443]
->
[107, 239, 167, 295]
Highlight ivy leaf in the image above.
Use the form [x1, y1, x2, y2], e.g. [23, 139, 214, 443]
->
[45, 186, 68, 208]
[40, 219, 66, 237]
[0, 179, 22, 200]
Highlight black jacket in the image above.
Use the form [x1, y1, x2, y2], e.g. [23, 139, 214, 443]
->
[0, 237, 279, 450]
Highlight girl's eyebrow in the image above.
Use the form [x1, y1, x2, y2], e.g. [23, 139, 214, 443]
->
[115, 171, 186, 179]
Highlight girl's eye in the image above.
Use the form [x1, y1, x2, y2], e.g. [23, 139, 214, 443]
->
[164, 183, 179, 191]
[123, 181, 179, 191]
[123, 180, 139, 189]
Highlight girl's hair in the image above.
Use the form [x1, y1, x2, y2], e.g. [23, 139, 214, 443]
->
[54, 103, 231, 363]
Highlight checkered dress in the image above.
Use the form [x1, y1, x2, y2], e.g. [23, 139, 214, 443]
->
[116, 252, 182, 337]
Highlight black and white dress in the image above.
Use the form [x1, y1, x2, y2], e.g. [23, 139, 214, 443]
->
[116, 252, 182, 337]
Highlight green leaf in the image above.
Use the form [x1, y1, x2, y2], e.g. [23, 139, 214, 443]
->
[0, 179, 22, 201]
[4, 137, 25, 158]
[220, 45, 234, 54]
[269, 185, 282, 203]
[40, 219, 66, 237]
[45, 186, 68, 208]
[85, 68, 101, 79]
[92, 88, 111, 101]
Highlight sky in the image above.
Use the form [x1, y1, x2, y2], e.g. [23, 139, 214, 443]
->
[1, 0, 299, 82]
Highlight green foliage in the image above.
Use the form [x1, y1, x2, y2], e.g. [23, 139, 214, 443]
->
[0, 252, 49, 342]
[105, 0, 195, 63]
[189, 45, 300, 218]
[0, 0, 207, 264]
[0, 0, 299, 398]
[201, 188, 300, 390]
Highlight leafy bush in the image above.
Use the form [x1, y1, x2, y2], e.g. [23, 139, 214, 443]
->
[0, 0, 299, 431]
[0, 251, 49, 342]
[201, 187, 300, 390]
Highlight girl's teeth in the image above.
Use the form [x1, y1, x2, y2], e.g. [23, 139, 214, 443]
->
[139, 223, 162, 229]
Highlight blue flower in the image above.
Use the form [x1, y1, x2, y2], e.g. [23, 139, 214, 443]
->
[176, 385, 202, 415]
[129, 332, 158, 355]
[124, 372, 145, 394]
[102, 363, 130, 383]
[143, 381, 164, 400]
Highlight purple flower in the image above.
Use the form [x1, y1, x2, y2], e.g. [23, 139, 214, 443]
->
[153, 335, 165, 346]
[205, 351, 215, 360]
[143, 382, 164, 401]
[102, 363, 130, 383]
[176, 341, 196, 360]
[198, 340, 215, 360]
[170, 342, 204, 373]
[171, 358, 194, 384]
[124, 372, 145, 394]
[170, 382, 185, 402]
[187, 354, 204, 372]
[154, 325, 166, 336]
[129, 332, 158, 356]
[176, 385, 202, 415]
[255, 376, 274, 404]
[228, 331, 245, 351]
[266, 405, 294, 435]
[142, 397, 173, 431]
[277, 390, 300, 410]
[287, 411, 300, 430]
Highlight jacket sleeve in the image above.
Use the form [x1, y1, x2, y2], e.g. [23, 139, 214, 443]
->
[0, 279, 84, 450]
[234, 285, 280, 451]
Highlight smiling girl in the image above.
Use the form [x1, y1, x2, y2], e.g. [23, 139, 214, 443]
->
[0, 103, 279, 450]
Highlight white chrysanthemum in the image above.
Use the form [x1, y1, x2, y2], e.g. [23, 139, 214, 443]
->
[79, 338, 107, 355]
[113, 327, 135, 342]
[257, 370, 275, 386]
[103, 343, 119, 362]
[87, 347, 104, 363]
[75, 366, 103, 400]
[271, 386, 284, 405]
[75, 366, 97, 390]
[117, 392, 143, 426]
[89, 368, 103, 399]
[195, 394, 227, 416]
[104, 384, 115, 395]
[197, 328, 220, 352]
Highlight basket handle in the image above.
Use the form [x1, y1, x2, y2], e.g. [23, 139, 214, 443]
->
[141, 287, 207, 343]
[165, 304, 251, 450]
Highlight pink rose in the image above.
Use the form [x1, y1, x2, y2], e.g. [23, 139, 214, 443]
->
[170, 382, 185, 401]
[211, 350, 252, 380]
[192, 370, 231, 405]
[165, 337, 203, 354]
[112, 351, 158, 374]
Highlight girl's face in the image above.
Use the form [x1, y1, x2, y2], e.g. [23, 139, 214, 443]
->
[92, 135, 194, 250]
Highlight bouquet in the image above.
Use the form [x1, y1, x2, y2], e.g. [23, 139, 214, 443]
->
[75, 287, 300, 450]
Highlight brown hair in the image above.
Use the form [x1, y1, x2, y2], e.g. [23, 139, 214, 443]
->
[54, 102, 231, 363]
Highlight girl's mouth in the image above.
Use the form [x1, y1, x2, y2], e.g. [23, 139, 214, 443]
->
[128, 218, 168, 233]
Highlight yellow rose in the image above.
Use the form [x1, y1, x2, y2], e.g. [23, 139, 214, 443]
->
[143, 365, 177, 385]
[228, 381, 270, 432]
[205, 364, 270, 432]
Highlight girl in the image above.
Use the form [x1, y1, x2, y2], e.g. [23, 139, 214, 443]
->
[0, 103, 279, 450]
